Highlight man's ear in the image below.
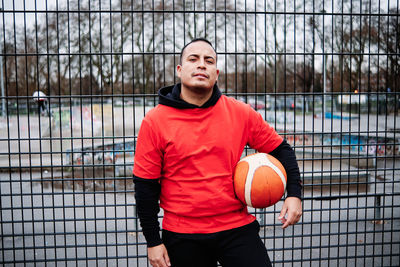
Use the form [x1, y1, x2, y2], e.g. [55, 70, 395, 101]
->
[216, 69, 220, 81]
[176, 65, 182, 79]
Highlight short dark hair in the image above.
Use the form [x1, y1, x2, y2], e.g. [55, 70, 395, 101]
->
[179, 38, 217, 64]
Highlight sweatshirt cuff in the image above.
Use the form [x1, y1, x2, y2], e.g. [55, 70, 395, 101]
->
[143, 229, 163, 247]
[286, 181, 302, 200]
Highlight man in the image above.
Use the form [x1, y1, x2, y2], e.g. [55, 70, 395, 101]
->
[133, 38, 302, 267]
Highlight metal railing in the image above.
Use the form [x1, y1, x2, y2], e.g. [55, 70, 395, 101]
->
[1, 0, 399, 266]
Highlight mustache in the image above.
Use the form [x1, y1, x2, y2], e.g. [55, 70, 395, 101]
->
[192, 72, 209, 78]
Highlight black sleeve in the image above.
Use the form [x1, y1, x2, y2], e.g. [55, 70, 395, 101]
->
[269, 139, 302, 200]
[133, 176, 162, 247]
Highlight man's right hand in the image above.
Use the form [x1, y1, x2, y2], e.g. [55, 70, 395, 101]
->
[148, 244, 171, 267]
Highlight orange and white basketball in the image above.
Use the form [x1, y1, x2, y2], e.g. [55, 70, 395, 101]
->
[234, 153, 287, 208]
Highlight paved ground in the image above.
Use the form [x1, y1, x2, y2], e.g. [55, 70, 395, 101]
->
[0, 168, 399, 266]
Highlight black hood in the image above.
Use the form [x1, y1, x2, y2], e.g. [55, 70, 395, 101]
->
[158, 83, 222, 109]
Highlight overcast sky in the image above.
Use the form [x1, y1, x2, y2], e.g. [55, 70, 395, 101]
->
[2, 0, 397, 27]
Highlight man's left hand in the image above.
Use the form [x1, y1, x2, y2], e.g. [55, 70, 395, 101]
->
[278, 197, 302, 229]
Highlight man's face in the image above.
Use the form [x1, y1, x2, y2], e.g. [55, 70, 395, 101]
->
[177, 41, 219, 93]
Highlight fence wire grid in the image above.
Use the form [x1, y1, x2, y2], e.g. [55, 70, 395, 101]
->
[0, 0, 399, 266]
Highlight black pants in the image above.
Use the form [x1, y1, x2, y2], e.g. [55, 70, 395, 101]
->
[162, 220, 272, 267]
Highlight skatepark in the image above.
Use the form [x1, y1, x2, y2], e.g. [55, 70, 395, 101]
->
[1, 100, 399, 266]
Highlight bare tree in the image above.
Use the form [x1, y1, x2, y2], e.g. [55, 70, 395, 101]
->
[129, 0, 236, 93]
[372, 7, 400, 92]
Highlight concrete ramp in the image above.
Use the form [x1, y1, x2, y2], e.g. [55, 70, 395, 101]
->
[0, 104, 153, 170]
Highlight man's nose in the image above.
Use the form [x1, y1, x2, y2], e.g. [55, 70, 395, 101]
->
[197, 59, 206, 68]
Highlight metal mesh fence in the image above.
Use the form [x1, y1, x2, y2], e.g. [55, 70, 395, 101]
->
[0, 0, 399, 266]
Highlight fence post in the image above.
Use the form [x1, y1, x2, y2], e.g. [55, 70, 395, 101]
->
[374, 195, 381, 220]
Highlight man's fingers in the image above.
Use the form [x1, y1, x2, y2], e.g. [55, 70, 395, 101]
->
[278, 205, 288, 221]
[279, 197, 302, 229]
[148, 244, 171, 267]
[281, 213, 292, 229]
[163, 250, 171, 267]
[150, 255, 170, 267]
[150, 258, 169, 267]
[292, 209, 302, 223]
[281, 210, 302, 229]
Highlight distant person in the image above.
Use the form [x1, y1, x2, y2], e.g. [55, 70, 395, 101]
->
[33, 91, 49, 116]
[133, 38, 302, 267]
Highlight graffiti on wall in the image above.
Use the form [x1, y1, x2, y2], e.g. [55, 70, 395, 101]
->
[323, 134, 399, 156]
[285, 134, 316, 147]
[283, 131, 399, 156]
[66, 140, 136, 178]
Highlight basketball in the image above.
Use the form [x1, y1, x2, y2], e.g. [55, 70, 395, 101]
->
[234, 153, 287, 208]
